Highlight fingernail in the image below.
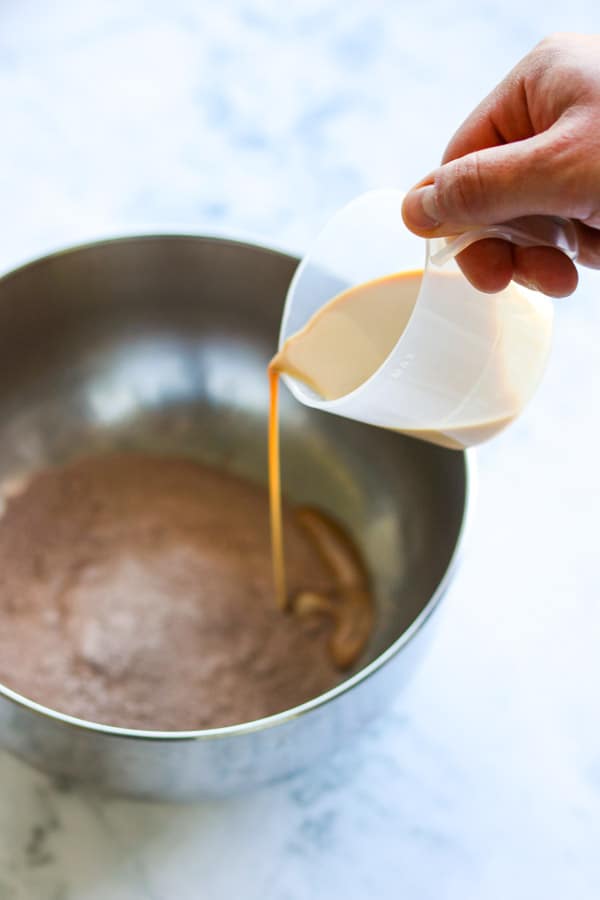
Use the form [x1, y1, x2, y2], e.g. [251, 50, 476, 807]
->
[404, 185, 440, 230]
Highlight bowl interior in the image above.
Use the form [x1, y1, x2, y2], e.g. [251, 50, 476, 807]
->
[0, 236, 466, 665]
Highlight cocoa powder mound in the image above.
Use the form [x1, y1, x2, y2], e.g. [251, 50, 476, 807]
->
[0, 454, 342, 730]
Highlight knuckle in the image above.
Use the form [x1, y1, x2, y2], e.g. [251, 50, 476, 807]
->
[544, 123, 600, 220]
[531, 32, 594, 88]
[539, 128, 579, 177]
[535, 32, 569, 57]
[527, 33, 576, 83]
[438, 153, 487, 220]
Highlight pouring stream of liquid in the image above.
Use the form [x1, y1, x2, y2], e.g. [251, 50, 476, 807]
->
[267, 367, 374, 669]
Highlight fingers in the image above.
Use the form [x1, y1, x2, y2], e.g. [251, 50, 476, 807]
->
[441, 68, 536, 165]
[450, 219, 600, 296]
[453, 239, 513, 293]
[512, 246, 578, 297]
[400, 33, 600, 293]
[455, 241, 578, 297]
[402, 129, 574, 235]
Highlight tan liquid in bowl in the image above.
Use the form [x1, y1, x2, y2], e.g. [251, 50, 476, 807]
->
[268, 369, 374, 669]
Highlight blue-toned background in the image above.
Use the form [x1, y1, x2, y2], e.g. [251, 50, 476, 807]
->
[1, 2, 599, 898]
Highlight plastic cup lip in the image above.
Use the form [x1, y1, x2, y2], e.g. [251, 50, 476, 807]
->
[277, 188, 428, 412]
[277, 188, 556, 439]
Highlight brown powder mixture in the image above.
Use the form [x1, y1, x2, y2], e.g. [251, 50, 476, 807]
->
[0, 454, 346, 730]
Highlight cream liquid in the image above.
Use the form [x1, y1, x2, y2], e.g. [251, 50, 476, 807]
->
[270, 270, 552, 449]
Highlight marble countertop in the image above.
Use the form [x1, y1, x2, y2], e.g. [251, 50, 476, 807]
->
[1, 2, 600, 897]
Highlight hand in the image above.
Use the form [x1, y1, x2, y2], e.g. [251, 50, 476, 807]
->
[401, 33, 600, 297]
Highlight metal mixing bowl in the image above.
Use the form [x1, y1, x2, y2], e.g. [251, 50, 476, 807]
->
[0, 236, 470, 799]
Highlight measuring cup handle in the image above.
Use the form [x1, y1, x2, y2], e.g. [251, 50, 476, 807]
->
[430, 216, 579, 267]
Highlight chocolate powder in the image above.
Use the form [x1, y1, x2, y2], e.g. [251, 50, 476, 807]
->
[0, 454, 344, 730]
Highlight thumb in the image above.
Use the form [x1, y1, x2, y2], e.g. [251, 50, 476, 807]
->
[402, 129, 577, 235]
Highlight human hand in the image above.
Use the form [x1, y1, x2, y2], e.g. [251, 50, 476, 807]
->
[402, 33, 600, 297]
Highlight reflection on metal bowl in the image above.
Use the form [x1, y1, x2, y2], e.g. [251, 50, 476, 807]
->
[0, 236, 470, 799]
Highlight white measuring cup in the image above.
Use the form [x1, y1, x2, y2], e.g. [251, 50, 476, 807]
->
[277, 188, 578, 449]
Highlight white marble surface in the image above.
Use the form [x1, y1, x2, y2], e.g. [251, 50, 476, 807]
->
[1, 1, 600, 897]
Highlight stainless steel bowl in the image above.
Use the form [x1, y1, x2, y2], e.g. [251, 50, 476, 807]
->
[0, 235, 470, 799]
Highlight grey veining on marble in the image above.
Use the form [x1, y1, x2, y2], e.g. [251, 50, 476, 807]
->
[1, 1, 600, 898]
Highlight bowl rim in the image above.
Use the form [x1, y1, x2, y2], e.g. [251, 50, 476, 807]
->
[0, 232, 476, 743]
